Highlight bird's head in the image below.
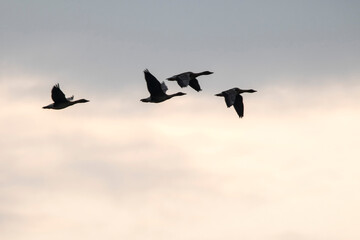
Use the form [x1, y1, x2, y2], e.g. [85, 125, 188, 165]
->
[235, 88, 257, 94]
[42, 105, 53, 109]
[202, 71, 214, 75]
[76, 99, 90, 103]
[175, 92, 186, 96]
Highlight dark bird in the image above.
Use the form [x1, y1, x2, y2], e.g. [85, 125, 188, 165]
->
[167, 71, 213, 92]
[215, 88, 256, 118]
[141, 69, 186, 103]
[43, 84, 89, 110]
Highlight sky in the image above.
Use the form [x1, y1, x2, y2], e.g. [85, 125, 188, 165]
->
[1, 1, 360, 239]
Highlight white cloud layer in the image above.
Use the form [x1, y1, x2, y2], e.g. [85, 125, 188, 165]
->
[1, 79, 360, 240]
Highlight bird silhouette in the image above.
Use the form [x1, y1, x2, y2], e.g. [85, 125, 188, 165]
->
[43, 84, 89, 110]
[141, 69, 186, 103]
[215, 88, 256, 118]
[167, 71, 213, 92]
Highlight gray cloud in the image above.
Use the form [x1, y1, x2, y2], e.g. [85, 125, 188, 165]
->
[1, 1, 359, 93]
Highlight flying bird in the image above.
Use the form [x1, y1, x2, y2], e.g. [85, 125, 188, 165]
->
[215, 88, 256, 118]
[141, 69, 186, 103]
[167, 71, 213, 92]
[43, 84, 89, 110]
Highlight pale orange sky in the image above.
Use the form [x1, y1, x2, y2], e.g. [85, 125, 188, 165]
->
[1, 80, 360, 239]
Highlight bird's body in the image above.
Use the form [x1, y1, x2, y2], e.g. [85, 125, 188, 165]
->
[43, 84, 89, 110]
[167, 71, 213, 92]
[215, 88, 256, 118]
[141, 69, 186, 103]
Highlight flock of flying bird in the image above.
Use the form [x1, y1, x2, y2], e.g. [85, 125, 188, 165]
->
[43, 69, 257, 118]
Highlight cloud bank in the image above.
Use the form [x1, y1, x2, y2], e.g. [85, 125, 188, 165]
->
[1, 79, 360, 240]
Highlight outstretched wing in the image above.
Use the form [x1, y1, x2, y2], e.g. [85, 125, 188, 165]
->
[160, 82, 168, 93]
[222, 89, 237, 107]
[144, 69, 167, 97]
[233, 94, 244, 118]
[51, 84, 68, 103]
[176, 73, 191, 87]
[189, 79, 202, 92]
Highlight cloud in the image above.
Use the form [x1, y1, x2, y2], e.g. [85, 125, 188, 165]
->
[1, 0, 360, 238]
[1, 79, 360, 239]
[2, 1, 360, 91]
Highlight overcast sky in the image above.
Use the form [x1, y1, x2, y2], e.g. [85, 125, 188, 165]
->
[1, 1, 360, 240]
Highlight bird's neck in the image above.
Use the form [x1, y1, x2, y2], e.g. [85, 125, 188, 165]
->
[141, 97, 151, 102]
[72, 99, 88, 104]
[194, 71, 208, 77]
[168, 92, 184, 98]
[240, 89, 255, 93]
